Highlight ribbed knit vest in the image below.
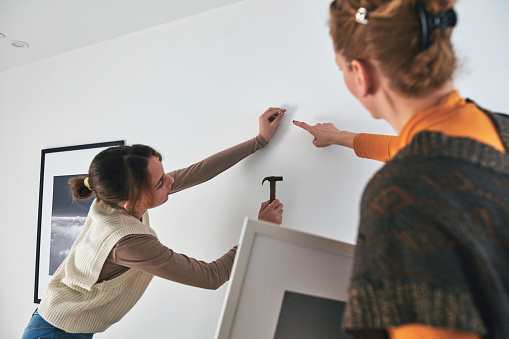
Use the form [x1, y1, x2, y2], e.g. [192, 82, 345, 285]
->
[39, 200, 157, 333]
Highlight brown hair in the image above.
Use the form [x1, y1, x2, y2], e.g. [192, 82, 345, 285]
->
[69, 144, 163, 214]
[329, 0, 457, 97]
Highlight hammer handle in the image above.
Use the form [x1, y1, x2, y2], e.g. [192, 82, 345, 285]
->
[270, 181, 276, 202]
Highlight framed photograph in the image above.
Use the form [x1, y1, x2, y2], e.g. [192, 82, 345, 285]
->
[215, 218, 355, 339]
[34, 140, 124, 303]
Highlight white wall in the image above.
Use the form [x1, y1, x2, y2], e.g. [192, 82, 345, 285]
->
[1, 0, 507, 338]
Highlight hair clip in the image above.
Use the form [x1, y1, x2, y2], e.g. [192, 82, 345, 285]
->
[417, 1, 457, 50]
[355, 7, 369, 25]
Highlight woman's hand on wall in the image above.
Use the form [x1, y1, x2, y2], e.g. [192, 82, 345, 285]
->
[259, 107, 286, 142]
[258, 199, 283, 225]
[293, 120, 357, 149]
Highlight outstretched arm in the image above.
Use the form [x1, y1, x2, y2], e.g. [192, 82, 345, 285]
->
[169, 108, 285, 193]
[108, 234, 237, 290]
[293, 120, 396, 162]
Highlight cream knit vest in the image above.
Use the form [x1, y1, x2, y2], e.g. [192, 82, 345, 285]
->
[39, 200, 157, 333]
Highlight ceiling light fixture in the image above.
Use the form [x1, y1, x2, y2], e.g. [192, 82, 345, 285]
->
[0, 33, 6, 39]
[9, 40, 29, 48]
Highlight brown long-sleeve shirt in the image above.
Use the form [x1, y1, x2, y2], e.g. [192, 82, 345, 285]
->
[97, 134, 267, 289]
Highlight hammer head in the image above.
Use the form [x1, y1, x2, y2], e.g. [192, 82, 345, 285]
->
[262, 176, 283, 185]
[262, 176, 283, 202]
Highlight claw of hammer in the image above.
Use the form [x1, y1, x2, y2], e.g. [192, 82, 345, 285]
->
[262, 176, 283, 202]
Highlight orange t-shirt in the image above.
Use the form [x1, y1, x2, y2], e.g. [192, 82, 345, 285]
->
[353, 91, 504, 339]
[387, 325, 482, 339]
[353, 91, 506, 163]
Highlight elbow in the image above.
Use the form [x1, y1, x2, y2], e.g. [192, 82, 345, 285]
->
[203, 276, 229, 290]
[208, 280, 226, 290]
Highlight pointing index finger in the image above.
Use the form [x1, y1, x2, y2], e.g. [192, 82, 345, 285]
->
[293, 120, 312, 132]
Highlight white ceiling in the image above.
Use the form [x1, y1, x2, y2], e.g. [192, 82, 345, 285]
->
[0, 0, 245, 73]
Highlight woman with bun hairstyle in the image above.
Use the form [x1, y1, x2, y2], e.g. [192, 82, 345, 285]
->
[294, 1, 508, 338]
[22, 108, 285, 338]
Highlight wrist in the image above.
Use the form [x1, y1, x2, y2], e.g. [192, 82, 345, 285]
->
[336, 131, 357, 149]
[256, 134, 269, 147]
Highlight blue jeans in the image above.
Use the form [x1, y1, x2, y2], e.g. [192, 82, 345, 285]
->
[22, 309, 94, 339]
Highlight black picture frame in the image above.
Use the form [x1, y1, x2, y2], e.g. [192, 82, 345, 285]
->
[34, 140, 124, 303]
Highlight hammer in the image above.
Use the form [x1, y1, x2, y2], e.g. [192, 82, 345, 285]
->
[262, 176, 283, 202]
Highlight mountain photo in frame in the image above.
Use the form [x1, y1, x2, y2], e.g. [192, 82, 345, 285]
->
[48, 174, 94, 275]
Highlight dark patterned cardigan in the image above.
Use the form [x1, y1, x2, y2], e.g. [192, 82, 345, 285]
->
[342, 111, 509, 339]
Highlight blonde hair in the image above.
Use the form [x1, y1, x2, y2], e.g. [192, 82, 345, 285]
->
[329, 0, 457, 97]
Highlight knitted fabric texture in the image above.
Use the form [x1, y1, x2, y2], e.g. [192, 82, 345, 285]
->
[39, 200, 157, 333]
[342, 112, 509, 339]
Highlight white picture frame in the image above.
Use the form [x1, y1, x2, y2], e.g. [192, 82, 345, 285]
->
[215, 218, 355, 339]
